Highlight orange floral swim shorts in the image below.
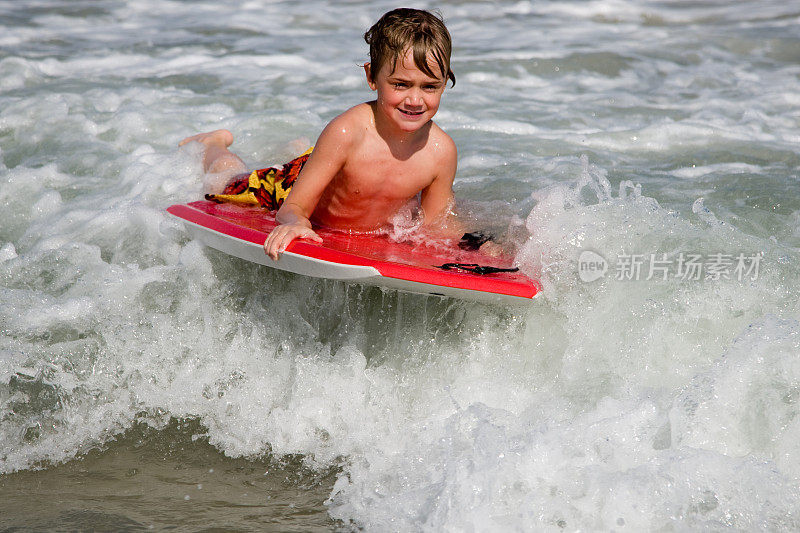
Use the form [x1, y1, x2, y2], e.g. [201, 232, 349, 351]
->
[205, 147, 312, 210]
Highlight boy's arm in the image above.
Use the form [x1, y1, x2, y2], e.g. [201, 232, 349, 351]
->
[419, 138, 502, 256]
[264, 115, 353, 260]
[420, 135, 460, 232]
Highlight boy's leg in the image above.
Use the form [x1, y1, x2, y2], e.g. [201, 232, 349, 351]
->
[179, 129, 248, 192]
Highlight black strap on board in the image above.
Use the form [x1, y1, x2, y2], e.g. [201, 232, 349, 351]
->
[437, 263, 519, 275]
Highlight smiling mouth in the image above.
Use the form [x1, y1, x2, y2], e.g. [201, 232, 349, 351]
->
[399, 109, 424, 117]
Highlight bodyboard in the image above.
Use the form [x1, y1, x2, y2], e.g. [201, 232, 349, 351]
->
[167, 201, 540, 304]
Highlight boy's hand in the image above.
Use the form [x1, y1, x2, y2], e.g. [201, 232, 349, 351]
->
[264, 223, 322, 260]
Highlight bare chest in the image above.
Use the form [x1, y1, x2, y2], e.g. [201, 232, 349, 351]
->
[338, 148, 435, 200]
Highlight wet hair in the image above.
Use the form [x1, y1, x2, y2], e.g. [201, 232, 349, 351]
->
[364, 8, 456, 87]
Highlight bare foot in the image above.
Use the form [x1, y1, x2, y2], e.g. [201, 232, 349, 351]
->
[285, 136, 312, 155]
[179, 129, 234, 148]
[179, 129, 246, 178]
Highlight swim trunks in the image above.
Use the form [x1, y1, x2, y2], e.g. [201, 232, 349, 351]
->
[205, 147, 312, 210]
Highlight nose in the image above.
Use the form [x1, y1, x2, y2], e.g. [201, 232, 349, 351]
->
[405, 88, 423, 107]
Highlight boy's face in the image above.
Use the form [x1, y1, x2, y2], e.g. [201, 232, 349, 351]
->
[366, 48, 447, 134]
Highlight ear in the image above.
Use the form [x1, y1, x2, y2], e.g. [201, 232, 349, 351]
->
[364, 63, 377, 90]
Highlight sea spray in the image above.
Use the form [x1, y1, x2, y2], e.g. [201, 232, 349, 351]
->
[323, 163, 800, 530]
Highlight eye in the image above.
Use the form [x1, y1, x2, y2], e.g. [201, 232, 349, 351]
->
[393, 82, 408, 89]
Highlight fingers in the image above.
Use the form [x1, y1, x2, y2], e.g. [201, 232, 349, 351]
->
[264, 225, 322, 260]
[264, 227, 290, 261]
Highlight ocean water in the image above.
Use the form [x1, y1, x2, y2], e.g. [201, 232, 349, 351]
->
[2, 0, 800, 530]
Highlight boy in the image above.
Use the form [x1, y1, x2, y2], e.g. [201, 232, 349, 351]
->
[181, 8, 469, 260]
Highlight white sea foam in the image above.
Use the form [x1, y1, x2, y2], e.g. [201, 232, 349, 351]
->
[0, 243, 17, 263]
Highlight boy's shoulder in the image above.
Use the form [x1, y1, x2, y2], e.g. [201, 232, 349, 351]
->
[422, 119, 457, 169]
[329, 102, 373, 129]
[311, 104, 372, 161]
[317, 103, 372, 145]
[428, 121, 456, 151]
